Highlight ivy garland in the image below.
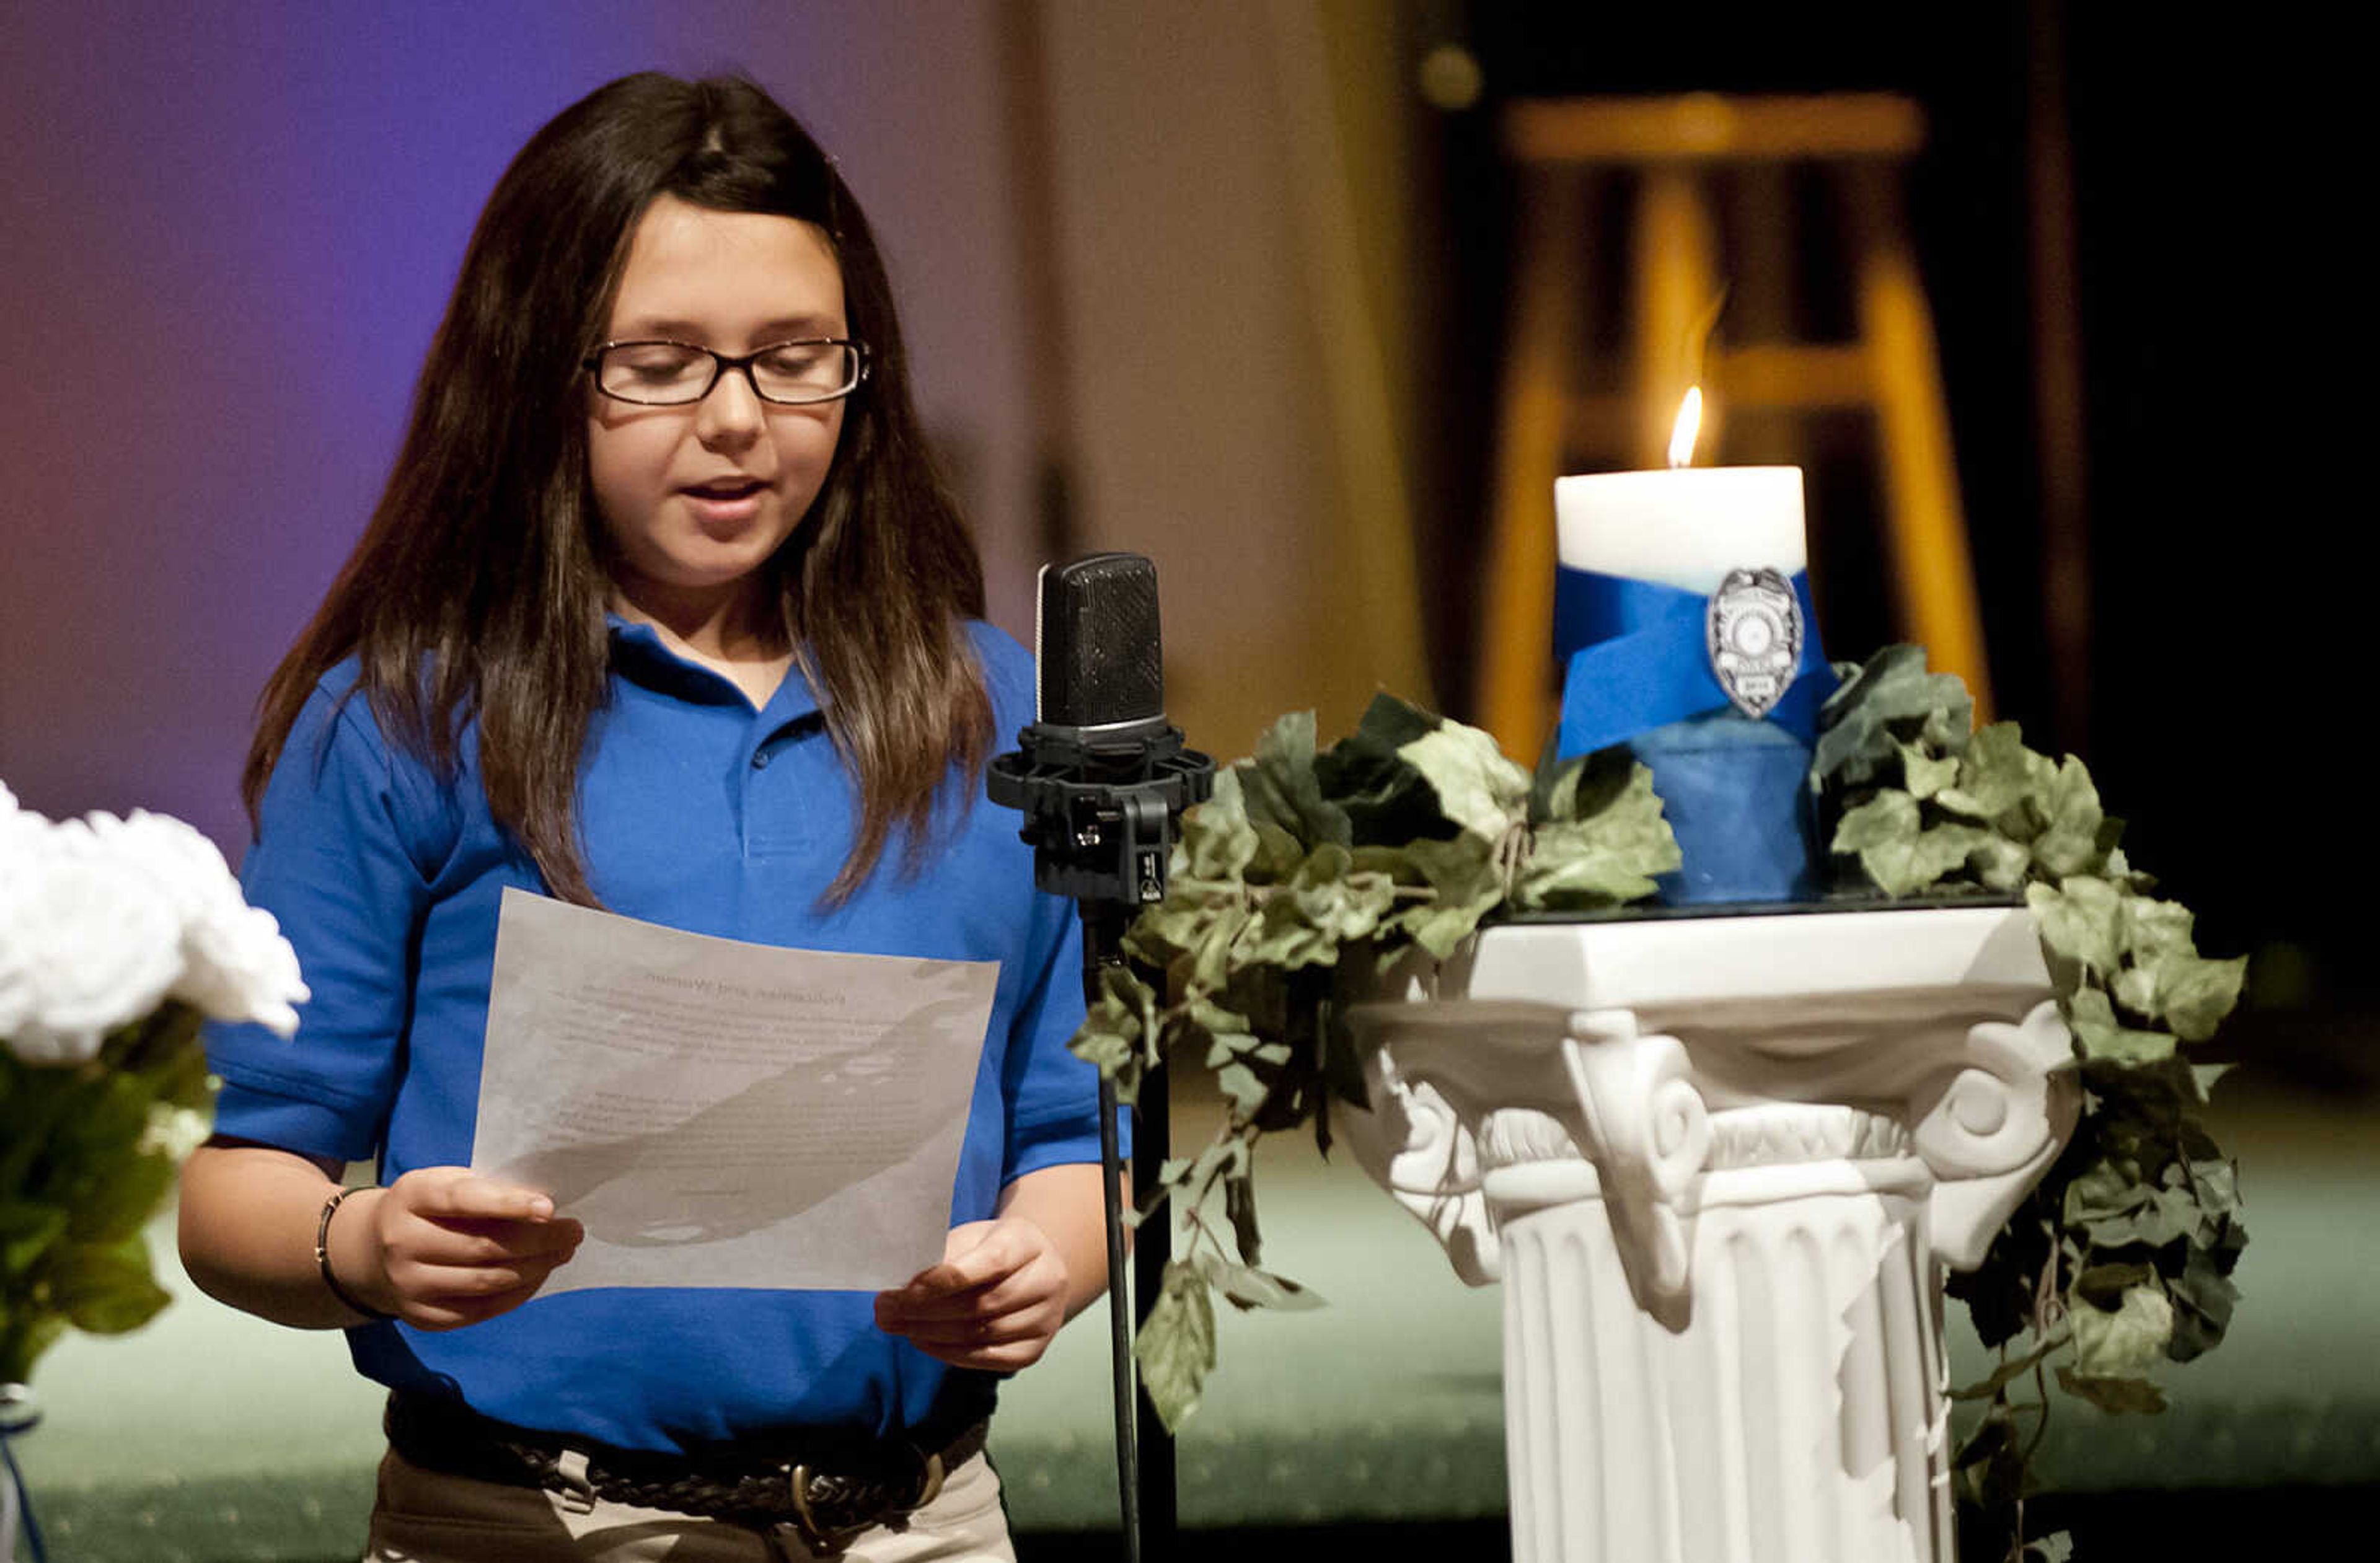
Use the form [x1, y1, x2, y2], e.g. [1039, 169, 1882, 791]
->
[1815, 648, 2248, 1561]
[1068, 646, 2246, 1562]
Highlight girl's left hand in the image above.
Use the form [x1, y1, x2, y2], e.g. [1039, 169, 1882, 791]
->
[873, 1217, 1071, 1371]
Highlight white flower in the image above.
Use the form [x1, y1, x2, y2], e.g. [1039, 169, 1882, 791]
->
[0, 781, 50, 887]
[1, 785, 309, 1065]
[85, 809, 309, 1036]
[1, 816, 185, 1063]
[0, 785, 37, 1038]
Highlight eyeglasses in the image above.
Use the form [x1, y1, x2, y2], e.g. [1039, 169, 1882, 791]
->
[583, 338, 869, 407]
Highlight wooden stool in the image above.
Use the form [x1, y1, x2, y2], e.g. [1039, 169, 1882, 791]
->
[1474, 92, 1992, 758]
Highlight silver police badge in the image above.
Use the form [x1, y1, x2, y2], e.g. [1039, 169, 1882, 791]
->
[1706, 567, 1803, 720]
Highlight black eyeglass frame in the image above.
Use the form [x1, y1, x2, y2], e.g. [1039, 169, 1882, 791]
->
[581, 337, 871, 407]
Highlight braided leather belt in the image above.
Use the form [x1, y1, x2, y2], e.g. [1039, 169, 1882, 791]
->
[384, 1391, 988, 1552]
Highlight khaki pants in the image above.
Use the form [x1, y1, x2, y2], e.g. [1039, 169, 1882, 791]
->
[363, 1444, 1016, 1563]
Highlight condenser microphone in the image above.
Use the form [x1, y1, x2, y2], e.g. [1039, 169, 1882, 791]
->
[991, 552, 1210, 907]
[1035, 550, 1165, 736]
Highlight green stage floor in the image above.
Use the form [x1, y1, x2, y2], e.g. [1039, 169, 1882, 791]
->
[14, 1073, 2378, 1561]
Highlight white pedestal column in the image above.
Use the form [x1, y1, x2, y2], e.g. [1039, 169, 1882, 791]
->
[1342, 907, 2077, 1563]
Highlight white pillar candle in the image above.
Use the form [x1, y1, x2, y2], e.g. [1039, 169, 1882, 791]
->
[1555, 467, 1807, 596]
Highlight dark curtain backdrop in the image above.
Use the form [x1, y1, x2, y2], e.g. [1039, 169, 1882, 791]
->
[1427, 4, 2358, 1042]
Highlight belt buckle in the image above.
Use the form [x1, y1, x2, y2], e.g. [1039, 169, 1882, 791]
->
[911, 1450, 947, 1511]
[787, 1451, 943, 1554]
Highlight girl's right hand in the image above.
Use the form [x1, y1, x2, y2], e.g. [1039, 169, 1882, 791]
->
[336, 1168, 584, 1329]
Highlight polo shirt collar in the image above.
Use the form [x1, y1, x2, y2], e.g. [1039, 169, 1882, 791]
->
[606, 614, 823, 723]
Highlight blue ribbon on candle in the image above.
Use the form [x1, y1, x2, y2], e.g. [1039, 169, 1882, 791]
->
[1554, 567, 1835, 758]
[1553, 565, 1839, 904]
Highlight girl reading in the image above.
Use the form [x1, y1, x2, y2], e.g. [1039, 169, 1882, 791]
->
[179, 71, 1111, 1562]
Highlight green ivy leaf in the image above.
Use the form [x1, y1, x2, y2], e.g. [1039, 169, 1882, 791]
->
[1528, 742, 1577, 824]
[1240, 712, 1352, 848]
[1946, 1199, 2058, 1350]
[1183, 905, 1256, 996]
[1179, 768, 1261, 884]
[1069, 966, 1160, 1101]
[1396, 718, 1532, 843]
[2062, 1156, 2146, 1225]
[1067, 1019, 1133, 1080]
[2109, 966, 2157, 1019]
[1246, 821, 1308, 883]
[2064, 1154, 2212, 1249]
[1189, 997, 1263, 1067]
[1135, 1259, 1218, 1433]
[1376, 835, 1508, 958]
[2118, 894, 2195, 966]
[2026, 878, 2123, 980]
[1124, 894, 1227, 979]
[2066, 1147, 2240, 1251]
[1950, 1398, 2028, 1523]
[1218, 1163, 1261, 1267]
[2103, 845, 2154, 892]
[1535, 746, 1639, 825]
[2073, 1261, 2156, 1307]
[1215, 1062, 1267, 1117]
[1915, 823, 1995, 892]
[2054, 1363, 2167, 1415]
[2077, 1181, 2199, 1250]
[1812, 645, 1973, 787]
[2186, 1155, 2242, 1218]
[1517, 765, 1680, 912]
[1937, 723, 2055, 823]
[1346, 690, 1443, 754]
[1237, 842, 1390, 961]
[1918, 702, 1971, 754]
[2139, 953, 2248, 1044]
[2030, 757, 2109, 878]
[1968, 834, 2032, 892]
[1832, 790, 1988, 896]
[1287, 844, 1396, 946]
[2166, 1233, 2244, 1363]
[2071, 1284, 2175, 1382]
[1193, 1251, 1328, 1313]
[1900, 741, 1960, 801]
[2065, 988, 2176, 1066]
[1182, 1132, 1253, 1200]
[1315, 695, 1458, 845]
[1834, 787, 1915, 846]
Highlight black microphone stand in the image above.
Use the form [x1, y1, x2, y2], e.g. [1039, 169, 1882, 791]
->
[991, 731, 1209, 1563]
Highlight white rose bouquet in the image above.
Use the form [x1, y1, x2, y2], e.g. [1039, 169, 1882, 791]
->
[0, 781, 307, 1386]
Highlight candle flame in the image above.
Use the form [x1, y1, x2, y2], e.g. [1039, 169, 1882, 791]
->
[1667, 387, 1704, 469]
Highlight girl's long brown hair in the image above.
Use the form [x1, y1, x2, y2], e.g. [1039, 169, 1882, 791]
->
[243, 74, 991, 905]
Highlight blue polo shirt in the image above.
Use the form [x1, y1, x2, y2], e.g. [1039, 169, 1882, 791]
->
[204, 619, 1104, 1453]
